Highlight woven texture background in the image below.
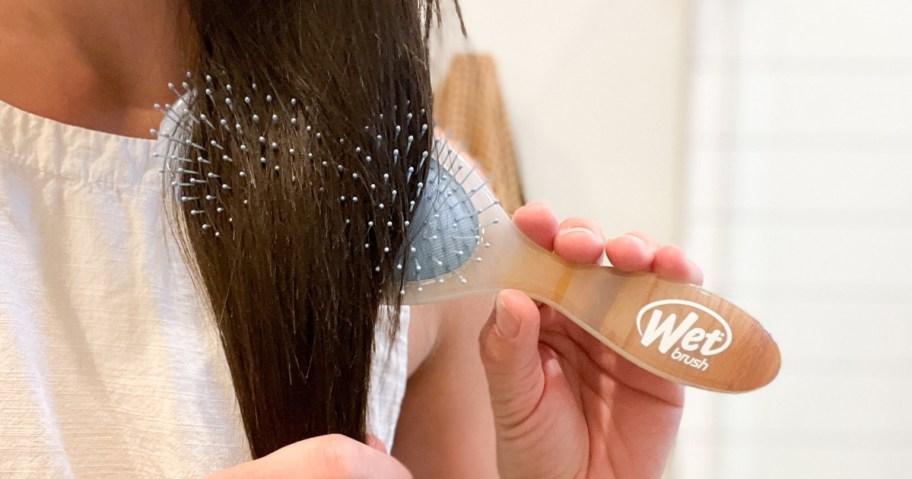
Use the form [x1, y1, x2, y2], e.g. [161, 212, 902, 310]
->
[434, 54, 525, 214]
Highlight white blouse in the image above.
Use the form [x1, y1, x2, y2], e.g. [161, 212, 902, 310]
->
[0, 99, 409, 478]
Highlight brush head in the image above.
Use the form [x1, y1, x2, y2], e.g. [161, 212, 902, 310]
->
[154, 74, 500, 297]
[399, 142, 482, 283]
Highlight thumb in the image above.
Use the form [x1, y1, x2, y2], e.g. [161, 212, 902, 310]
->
[479, 289, 546, 429]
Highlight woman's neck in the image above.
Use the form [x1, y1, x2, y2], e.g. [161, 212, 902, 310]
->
[0, 0, 193, 138]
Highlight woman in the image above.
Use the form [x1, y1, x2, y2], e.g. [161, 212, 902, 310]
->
[0, 1, 702, 477]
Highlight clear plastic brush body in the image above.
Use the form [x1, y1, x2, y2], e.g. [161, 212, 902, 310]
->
[154, 82, 780, 395]
[401, 144, 780, 393]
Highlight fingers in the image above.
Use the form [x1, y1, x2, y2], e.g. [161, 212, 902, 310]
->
[512, 202, 559, 250]
[653, 244, 704, 285]
[365, 433, 388, 454]
[604, 232, 658, 271]
[553, 218, 605, 264]
[298, 435, 412, 479]
[479, 289, 546, 429]
[513, 204, 704, 284]
[606, 231, 704, 285]
[211, 434, 412, 479]
[514, 203, 605, 264]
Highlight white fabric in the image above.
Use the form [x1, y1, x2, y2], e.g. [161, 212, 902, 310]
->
[0, 98, 409, 478]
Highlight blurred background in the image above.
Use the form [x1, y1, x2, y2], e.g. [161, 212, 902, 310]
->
[431, 0, 912, 477]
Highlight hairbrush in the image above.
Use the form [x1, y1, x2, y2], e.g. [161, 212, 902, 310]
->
[154, 75, 780, 393]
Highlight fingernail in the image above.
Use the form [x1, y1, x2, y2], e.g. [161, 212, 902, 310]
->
[625, 233, 647, 249]
[558, 226, 598, 241]
[366, 433, 388, 454]
[541, 346, 563, 378]
[495, 294, 521, 339]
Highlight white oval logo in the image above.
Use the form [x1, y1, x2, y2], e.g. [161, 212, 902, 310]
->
[636, 300, 732, 357]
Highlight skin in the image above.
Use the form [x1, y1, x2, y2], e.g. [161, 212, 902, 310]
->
[0, 2, 703, 478]
[394, 207, 701, 479]
[0, 0, 189, 137]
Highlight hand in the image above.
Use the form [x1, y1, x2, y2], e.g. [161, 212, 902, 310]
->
[479, 202, 703, 479]
[206, 434, 411, 479]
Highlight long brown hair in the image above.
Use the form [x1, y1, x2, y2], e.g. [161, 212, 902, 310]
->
[167, 0, 453, 458]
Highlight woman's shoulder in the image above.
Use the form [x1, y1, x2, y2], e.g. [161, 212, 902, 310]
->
[405, 303, 442, 377]
[404, 295, 496, 378]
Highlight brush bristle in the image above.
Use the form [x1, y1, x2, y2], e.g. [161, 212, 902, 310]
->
[154, 74, 501, 296]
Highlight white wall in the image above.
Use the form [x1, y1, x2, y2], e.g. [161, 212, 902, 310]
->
[674, 1, 912, 477]
[433, 2, 912, 478]
[431, 0, 692, 243]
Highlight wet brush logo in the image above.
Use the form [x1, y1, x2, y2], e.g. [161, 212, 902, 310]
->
[636, 300, 732, 372]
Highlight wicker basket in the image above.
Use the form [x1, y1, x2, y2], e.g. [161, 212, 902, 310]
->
[434, 53, 525, 214]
